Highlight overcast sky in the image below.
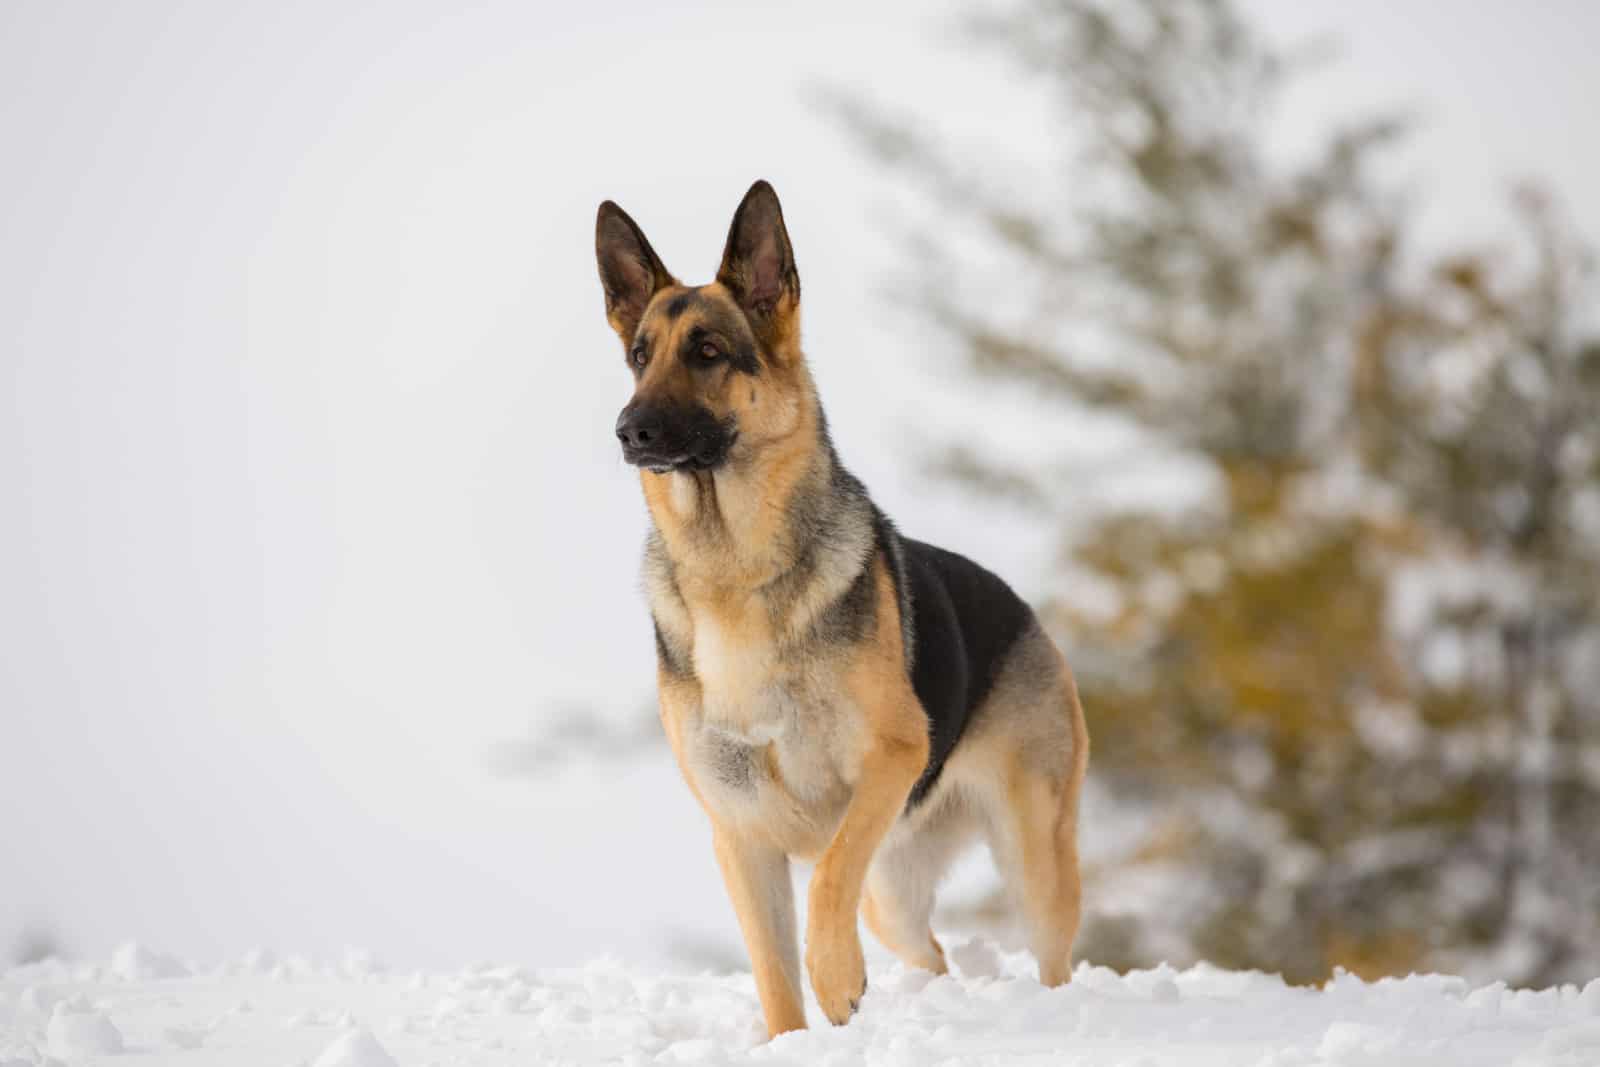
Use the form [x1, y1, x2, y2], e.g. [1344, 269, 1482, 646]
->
[3, 0, 1597, 968]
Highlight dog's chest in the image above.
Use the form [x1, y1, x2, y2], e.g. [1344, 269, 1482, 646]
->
[682, 681, 857, 854]
[687, 602, 775, 723]
[646, 551, 867, 852]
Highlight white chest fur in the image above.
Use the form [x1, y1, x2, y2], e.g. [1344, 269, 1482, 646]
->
[687, 598, 781, 735]
[639, 532, 865, 851]
[681, 671, 857, 855]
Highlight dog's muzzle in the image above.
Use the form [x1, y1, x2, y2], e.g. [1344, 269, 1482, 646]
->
[615, 403, 735, 473]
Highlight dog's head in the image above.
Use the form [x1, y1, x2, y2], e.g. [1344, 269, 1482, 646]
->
[595, 181, 805, 474]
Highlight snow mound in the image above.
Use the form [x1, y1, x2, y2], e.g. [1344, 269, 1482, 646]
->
[163, 1024, 208, 1050]
[109, 941, 189, 981]
[17, 985, 64, 1015]
[1581, 978, 1600, 1015]
[312, 1028, 398, 1067]
[947, 935, 1002, 979]
[46, 996, 125, 1057]
[3, 942, 1597, 1065]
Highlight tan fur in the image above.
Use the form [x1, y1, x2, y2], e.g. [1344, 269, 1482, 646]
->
[713, 831, 808, 1036]
[642, 391, 929, 1030]
[860, 625, 1089, 988]
[804, 563, 929, 1023]
[636, 306, 818, 598]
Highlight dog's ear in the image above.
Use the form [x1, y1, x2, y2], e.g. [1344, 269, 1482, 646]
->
[596, 200, 676, 344]
[716, 180, 800, 350]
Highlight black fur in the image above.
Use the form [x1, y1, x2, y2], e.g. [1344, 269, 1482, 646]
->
[654, 618, 692, 678]
[680, 324, 761, 378]
[876, 517, 1033, 808]
[775, 433, 1033, 810]
[663, 291, 694, 320]
[811, 541, 878, 648]
[759, 423, 873, 643]
[727, 340, 761, 378]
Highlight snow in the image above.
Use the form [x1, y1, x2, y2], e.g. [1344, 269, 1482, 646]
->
[311, 1028, 398, 1067]
[43, 997, 123, 1059]
[107, 944, 189, 983]
[5, 944, 1599, 1066]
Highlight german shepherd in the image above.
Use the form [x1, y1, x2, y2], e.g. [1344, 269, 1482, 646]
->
[594, 180, 1089, 1038]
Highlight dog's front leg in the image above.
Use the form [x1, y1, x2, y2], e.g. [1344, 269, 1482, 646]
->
[712, 829, 807, 1038]
[656, 675, 806, 1037]
[806, 668, 929, 1024]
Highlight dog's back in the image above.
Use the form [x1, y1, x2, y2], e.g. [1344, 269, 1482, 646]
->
[876, 518, 1036, 807]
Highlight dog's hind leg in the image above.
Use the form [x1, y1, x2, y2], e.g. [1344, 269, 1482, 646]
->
[986, 763, 1081, 986]
[1037, 762, 1086, 987]
[860, 806, 972, 975]
[862, 862, 944, 975]
[980, 659, 1089, 988]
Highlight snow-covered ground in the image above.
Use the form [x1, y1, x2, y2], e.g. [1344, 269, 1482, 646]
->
[5, 943, 1599, 1067]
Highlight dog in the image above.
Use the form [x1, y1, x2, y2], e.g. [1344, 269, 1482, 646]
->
[594, 180, 1089, 1038]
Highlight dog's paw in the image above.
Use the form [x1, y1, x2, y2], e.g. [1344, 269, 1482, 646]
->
[805, 923, 866, 1026]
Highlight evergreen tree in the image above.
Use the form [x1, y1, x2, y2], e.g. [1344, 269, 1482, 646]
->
[832, 0, 1600, 984]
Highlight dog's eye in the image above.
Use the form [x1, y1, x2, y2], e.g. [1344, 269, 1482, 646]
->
[630, 345, 648, 369]
[699, 341, 721, 360]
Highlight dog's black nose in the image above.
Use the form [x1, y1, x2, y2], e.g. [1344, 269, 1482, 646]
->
[615, 406, 663, 450]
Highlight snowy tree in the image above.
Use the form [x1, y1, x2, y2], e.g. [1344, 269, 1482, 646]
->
[831, 0, 1600, 984]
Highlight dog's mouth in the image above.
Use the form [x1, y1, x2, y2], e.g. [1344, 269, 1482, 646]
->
[623, 430, 737, 474]
[630, 453, 699, 474]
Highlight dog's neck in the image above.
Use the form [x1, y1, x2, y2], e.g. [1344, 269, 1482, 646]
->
[640, 386, 837, 594]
